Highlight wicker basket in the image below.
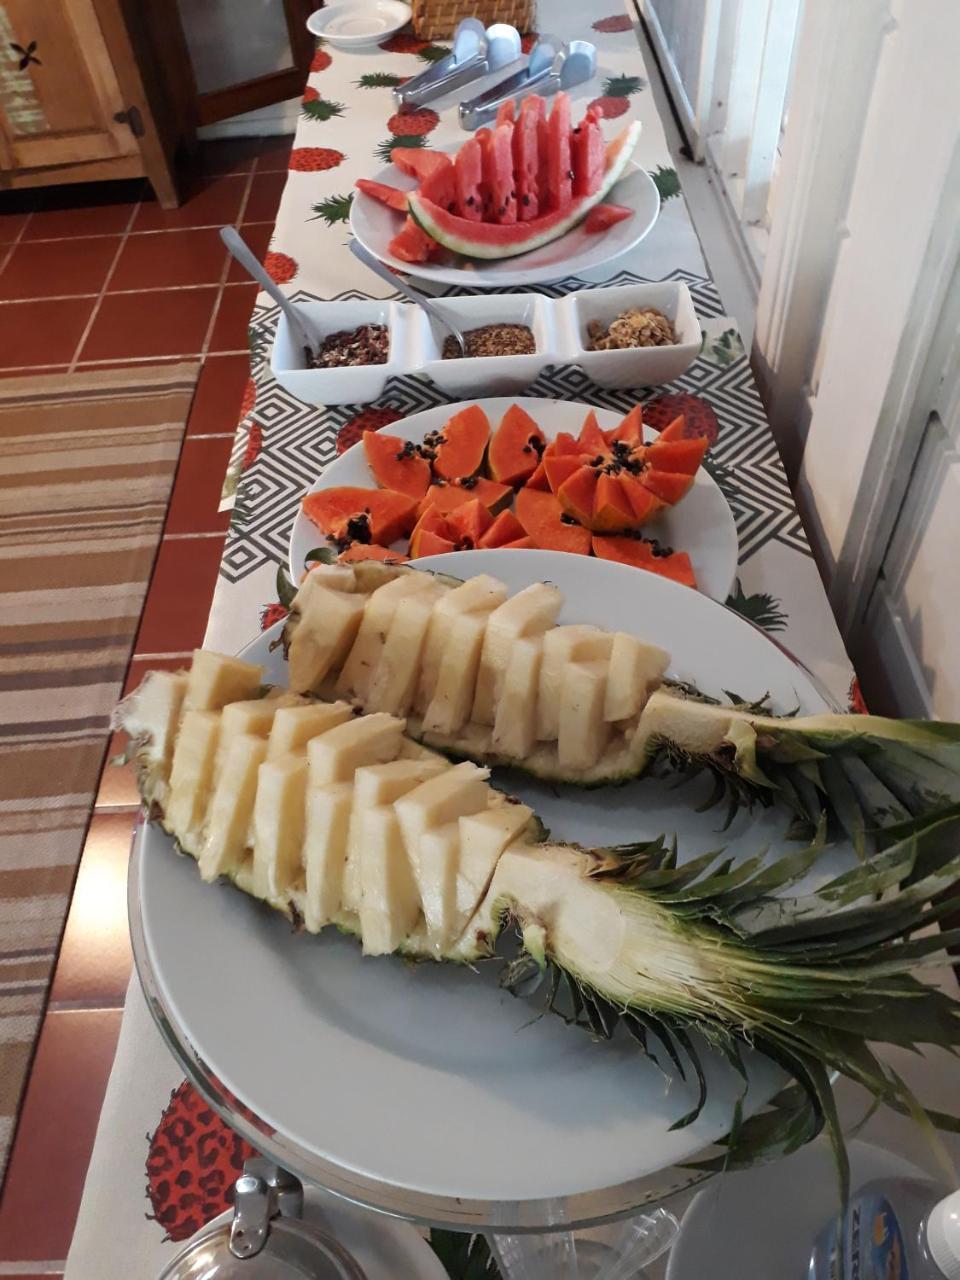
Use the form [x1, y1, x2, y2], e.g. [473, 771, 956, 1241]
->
[411, 0, 536, 42]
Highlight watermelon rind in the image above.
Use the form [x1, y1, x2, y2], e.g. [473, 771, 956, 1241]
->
[407, 121, 643, 260]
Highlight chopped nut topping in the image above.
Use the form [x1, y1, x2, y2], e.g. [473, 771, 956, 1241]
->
[442, 324, 536, 360]
[587, 307, 676, 351]
[308, 324, 389, 368]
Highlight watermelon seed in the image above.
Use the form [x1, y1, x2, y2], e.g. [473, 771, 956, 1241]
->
[522, 195, 530, 206]
[466, 195, 475, 206]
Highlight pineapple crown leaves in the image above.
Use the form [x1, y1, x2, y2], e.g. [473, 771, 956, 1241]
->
[301, 96, 344, 122]
[309, 192, 353, 225]
[603, 73, 645, 96]
[650, 164, 681, 201]
[725, 578, 788, 633]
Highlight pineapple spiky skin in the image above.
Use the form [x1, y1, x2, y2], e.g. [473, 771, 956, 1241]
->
[300, 88, 344, 122]
[310, 193, 353, 226]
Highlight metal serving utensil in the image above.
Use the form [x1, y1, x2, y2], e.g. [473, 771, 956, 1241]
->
[459, 37, 597, 131]
[220, 226, 320, 361]
[393, 18, 522, 109]
[349, 238, 467, 357]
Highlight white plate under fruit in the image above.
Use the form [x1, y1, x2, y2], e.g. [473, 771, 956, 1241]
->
[132, 551, 850, 1230]
[289, 396, 738, 602]
[349, 148, 660, 287]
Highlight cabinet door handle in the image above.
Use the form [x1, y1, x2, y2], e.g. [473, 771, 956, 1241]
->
[113, 106, 145, 137]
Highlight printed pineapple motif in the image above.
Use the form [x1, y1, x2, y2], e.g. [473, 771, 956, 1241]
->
[356, 71, 408, 88]
[703, 327, 745, 367]
[379, 31, 450, 61]
[520, 32, 539, 52]
[386, 107, 439, 136]
[642, 392, 719, 443]
[336, 405, 403, 454]
[260, 601, 289, 631]
[263, 251, 298, 284]
[725, 579, 789, 633]
[241, 423, 262, 470]
[650, 164, 681, 202]
[376, 134, 424, 164]
[239, 377, 255, 421]
[310, 193, 353, 225]
[588, 74, 645, 118]
[593, 13, 633, 31]
[310, 48, 332, 72]
[288, 147, 345, 172]
[301, 87, 344, 122]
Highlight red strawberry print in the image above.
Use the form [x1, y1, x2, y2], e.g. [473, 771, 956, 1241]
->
[593, 13, 633, 31]
[643, 392, 719, 444]
[386, 107, 439, 137]
[239, 377, 256, 421]
[260, 602, 289, 631]
[311, 48, 332, 72]
[380, 31, 430, 53]
[242, 423, 262, 470]
[146, 1081, 257, 1243]
[336, 405, 403, 455]
[263, 250, 298, 284]
[588, 74, 644, 119]
[288, 147, 344, 172]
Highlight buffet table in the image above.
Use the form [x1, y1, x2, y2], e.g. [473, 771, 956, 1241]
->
[64, 5, 930, 1275]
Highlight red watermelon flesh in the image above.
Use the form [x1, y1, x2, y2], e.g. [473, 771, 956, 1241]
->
[496, 99, 516, 126]
[584, 202, 633, 233]
[545, 92, 572, 212]
[490, 124, 517, 224]
[392, 148, 449, 181]
[475, 129, 496, 221]
[514, 96, 544, 221]
[572, 117, 605, 197]
[355, 179, 408, 212]
[388, 216, 439, 263]
[454, 137, 483, 221]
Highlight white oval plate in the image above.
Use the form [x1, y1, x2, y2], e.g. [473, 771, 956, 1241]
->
[350, 150, 660, 287]
[137, 551, 849, 1216]
[289, 397, 738, 601]
[307, 1, 412, 48]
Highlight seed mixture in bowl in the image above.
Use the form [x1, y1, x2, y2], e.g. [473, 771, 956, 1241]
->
[442, 323, 536, 360]
[587, 307, 676, 351]
[307, 324, 389, 368]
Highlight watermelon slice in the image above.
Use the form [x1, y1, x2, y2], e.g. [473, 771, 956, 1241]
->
[545, 92, 572, 213]
[513, 96, 544, 221]
[408, 121, 641, 259]
[584, 203, 633, 233]
[477, 125, 516, 225]
[388, 216, 439, 263]
[495, 99, 516, 126]
[454, 137, 483, 221]
[572, 117, 605, 198]
[391, 149, 450, 182]
[355, 179, 408, 212]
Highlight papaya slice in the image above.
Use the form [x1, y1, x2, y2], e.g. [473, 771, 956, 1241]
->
[655, 414, 688, 443]
[363, 431, 431, 499]
[516, 488, 591, 556]
[543, 452, 586, 495]
[640, 469, 696, 505]
[554, 432, 583, 456]
[302, 487, 418, 546]
[339, 543, 408, 564]
[418, 477, 511, 518]
[409, 506, 457, 557]
[412, 529, 457, 559]
[620, 476, 664, 525]
[445, 497, 493, 545]
[478, 509, 526, 548]
[605, 404, 644, 447]
[502, 536, 535, 548]
[643, 435, 708, 476]
[556, 465, 599, 528]
[488, 404, 546, 487]
[430, 405, 491, 480]
[592, 535, 697, 589]
[577, 410, 607, 456]
[592, 473, 636, 533]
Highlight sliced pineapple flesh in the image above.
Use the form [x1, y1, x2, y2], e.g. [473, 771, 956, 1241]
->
[117, 670, 188, 805]
[472, 583, 563, 725]
[537, 626, 613, 741]
[267, 701, 353, 759]
[416, 574, 509, 715]
[251, 754, 308, 900]
[288, 581, 367, 694]
[492, 635, 543, 760]
[422, 609, 490, 736]
[455, 802, 534, 939]
[336, 574, 439, 704]
[184, 650, 263, 712]
[558, 659, 611, 772]
[165, 710, 221, 852]
[307, 713, 406, 785]
[303, 782, 353, 932]
[394, 762, 491, 910]
[415, 821, 460, 949]
[604, 633, 670, 723]
[356, 806, 422, 956]
[365, 584, 446, 716]
[200, 733, 267, 882]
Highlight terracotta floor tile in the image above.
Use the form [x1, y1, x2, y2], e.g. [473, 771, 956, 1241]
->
[0, 297, 94, 368]
[23, 181, 142, 241]
[80, 287, 218, 361]
[0, 1009, 121, 1262]
[243, 171, 288, 224]
[0, 209, 32, 243]
[133, 172, 248, 232]
[194, 136, 262, 176]
[48, 812, 136, 1009]
[208, 283, 258, 353]
[228, 223, 272, 283]
[187, 353, 252, 436]
[109, 228, 227, 291]
[0, 235, 120, 300]
[95, 658, 189, 808]
[165, 436, 234, 534]
[134, 535, 226, 655]
[256, 134, 295, 171]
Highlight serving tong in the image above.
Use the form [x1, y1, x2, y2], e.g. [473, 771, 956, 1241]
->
[459, 36, 597, 130]
[393, 18, 522, 109]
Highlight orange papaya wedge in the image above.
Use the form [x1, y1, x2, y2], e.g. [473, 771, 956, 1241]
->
[302, 486, 418, 546]
[515, 487, 591, 556]
[591, 535, 696, 588]
[363, 431, 431, 499]
[477, 508, 526, 548]
[430, 405, 490, 480]
[488, 404, 545, 487]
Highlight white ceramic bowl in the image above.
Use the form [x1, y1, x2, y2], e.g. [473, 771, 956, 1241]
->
[566, 282, 702, 388]
[419, 292, 555, 397]
[306, 1, 412, 48]
[270, 299, 405, 405]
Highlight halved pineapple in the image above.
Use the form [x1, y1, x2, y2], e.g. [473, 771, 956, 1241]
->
[165, 710, 221, 851]
[116, 670, 188, 806]
[454, 801, 534, 939]
[356, 806, 421, 956]
[394, 763, 490, 908]
[307, 712, 406, 785]
[558, 660, 610, 771]
[251, 753, 308, 900]
[336, 574, 439, 704]
[287, 577, 367, 694]
[184, 650, 263, 712]
[303, 783, 353, 932]
[604, 633, 670, 723]
[415, 575, 508, 714]
[267, 701, 353, 759]
[422, 609, 490, 736]
[415, 821, 460, 949]
[199, 733, 267, 882]
[536, 626, 612, 741]
[492, 635, 543, 759]
[341, 758, 447, 912]
[472, 584, 562, 725]
[365, 584, 445, 716]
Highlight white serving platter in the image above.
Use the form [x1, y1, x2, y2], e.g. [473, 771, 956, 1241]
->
[288, 396, 738, 601]
[133, 551, 850, 1229]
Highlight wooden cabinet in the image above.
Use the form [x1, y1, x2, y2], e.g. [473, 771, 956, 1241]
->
[0, 0, 187, 206]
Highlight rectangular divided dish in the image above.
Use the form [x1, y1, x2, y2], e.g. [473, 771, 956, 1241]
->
[271, 281, 701, 405]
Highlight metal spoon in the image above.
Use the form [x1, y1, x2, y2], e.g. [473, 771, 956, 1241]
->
[349, 238, 467, 357]
[219, 225, 320, 359]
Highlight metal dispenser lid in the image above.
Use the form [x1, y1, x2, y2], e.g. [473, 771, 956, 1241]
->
[159, 1161, 367, 1280]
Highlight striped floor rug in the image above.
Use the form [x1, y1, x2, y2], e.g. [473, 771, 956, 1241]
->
[0, 362, 199, 1182]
